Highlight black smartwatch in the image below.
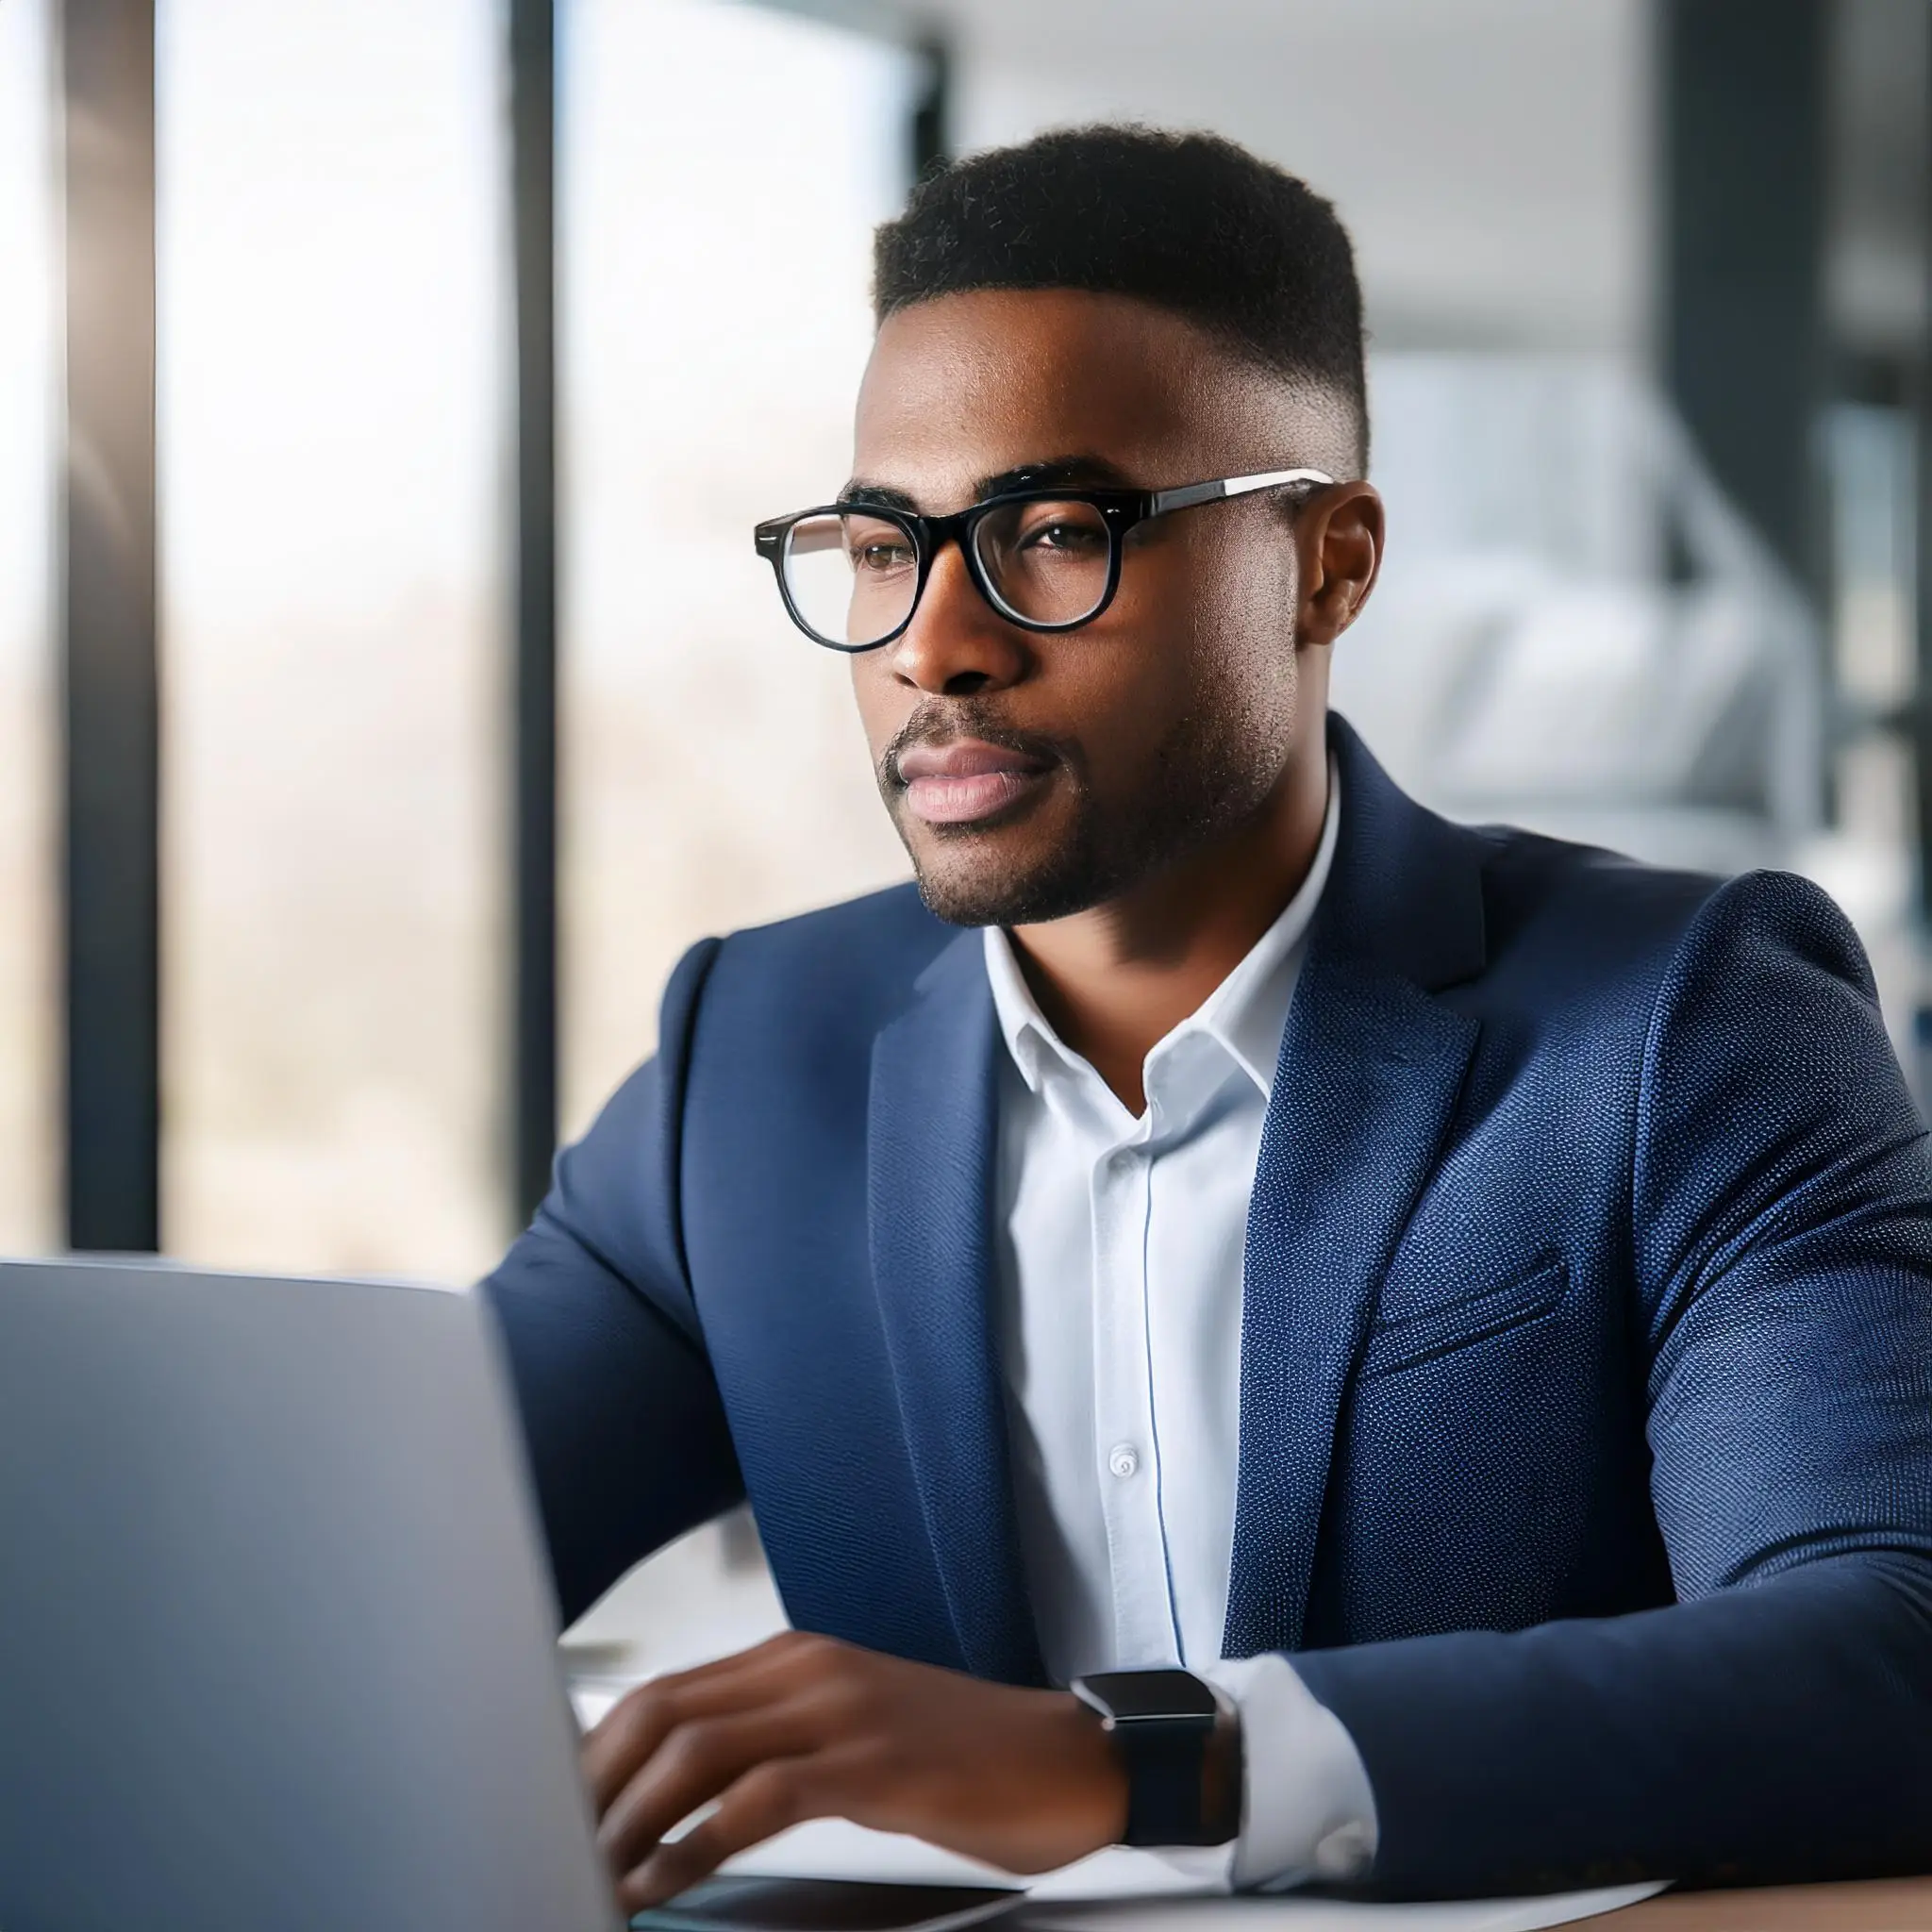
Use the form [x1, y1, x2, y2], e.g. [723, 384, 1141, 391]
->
[1070, 1668, 1235, 1848]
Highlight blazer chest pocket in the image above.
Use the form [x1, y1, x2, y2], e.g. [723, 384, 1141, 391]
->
[1360, 1257, 1570, 1380]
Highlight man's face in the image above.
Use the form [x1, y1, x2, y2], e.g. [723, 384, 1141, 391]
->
[847, 288, 1349, 928]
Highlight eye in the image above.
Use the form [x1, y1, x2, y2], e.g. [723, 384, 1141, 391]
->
[1020, 516, 1107, 555]
[843, 521, 915, 573]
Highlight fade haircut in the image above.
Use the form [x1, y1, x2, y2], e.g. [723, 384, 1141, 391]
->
[873, 125, 1369, 471]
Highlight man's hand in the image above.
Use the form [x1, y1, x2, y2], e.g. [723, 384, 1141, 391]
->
[581, 1631, 1128, 1913]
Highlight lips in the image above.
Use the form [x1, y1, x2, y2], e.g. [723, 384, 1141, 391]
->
[895, 739, 1055, 826]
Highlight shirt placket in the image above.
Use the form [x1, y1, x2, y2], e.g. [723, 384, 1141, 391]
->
[1087, 1101, 1182, 1671]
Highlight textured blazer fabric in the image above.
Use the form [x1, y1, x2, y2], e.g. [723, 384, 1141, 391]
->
[486, 714, 1932, 1897]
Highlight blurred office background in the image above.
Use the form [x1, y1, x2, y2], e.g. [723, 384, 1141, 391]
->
[1, 0, 1927, 1661]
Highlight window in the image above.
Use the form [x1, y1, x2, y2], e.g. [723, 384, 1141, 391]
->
[0, 0, 58, 1256]
[157, 0, 505, 1276]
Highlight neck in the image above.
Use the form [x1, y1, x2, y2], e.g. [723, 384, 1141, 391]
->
[1007, 745, 1329, 1114]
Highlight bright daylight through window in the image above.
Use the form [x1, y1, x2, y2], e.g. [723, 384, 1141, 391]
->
[157, 0, 504, 1277]
[0, 0, 58, 1257]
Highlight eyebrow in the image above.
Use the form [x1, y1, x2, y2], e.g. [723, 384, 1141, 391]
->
[839, 481, 920, 513]
[839, 453, 1140, 514]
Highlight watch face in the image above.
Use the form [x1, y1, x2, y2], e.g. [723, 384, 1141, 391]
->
[1084, 1670, 1218, 1724]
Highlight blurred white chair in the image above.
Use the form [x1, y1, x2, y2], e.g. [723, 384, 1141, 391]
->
[1337, 353, 1932, 1065]
[1335, 354, 1824, 875]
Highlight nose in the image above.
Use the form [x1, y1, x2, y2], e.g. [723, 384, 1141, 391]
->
[885, 536, 1032, 698]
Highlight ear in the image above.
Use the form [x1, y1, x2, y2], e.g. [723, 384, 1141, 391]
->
[1295, 481, 1383, 647]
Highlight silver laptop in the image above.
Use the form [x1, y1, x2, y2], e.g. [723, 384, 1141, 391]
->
[0, 1257, 620, 1932]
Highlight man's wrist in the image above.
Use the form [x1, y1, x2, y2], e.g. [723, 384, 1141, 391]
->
[1053, 1690, 1131, 1849]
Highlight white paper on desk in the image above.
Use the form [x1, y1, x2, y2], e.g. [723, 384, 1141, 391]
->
[720, 1819, 1019, 1889]
[724, 1820, 1216, 1900]
[722, 1819, 1664, 1929]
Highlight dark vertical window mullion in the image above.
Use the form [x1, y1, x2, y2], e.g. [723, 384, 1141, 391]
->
[60, 0, 161, 1254]
[1659, 0, 1829, 599]
[509, 0, 558, 1226]
[1659, 0, 1832, 833]
[909, 34, 949, 184]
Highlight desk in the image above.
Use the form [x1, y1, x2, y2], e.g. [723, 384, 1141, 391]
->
[999, 1879, 1932, 1932]
[1612, 1879, 1932, 1929]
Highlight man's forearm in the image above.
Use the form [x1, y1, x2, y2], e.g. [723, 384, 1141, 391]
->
[1290, 1551, 1932, 1898]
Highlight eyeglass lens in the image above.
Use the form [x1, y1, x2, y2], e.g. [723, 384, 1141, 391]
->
[780, 501, 1114, 647]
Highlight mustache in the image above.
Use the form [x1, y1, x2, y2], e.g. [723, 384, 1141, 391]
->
[879, 702, 1073, 789]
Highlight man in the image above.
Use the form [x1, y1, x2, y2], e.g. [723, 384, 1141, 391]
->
[486, 127, 1932, 1908]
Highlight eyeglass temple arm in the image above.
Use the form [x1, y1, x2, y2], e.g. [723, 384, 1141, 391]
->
[1148, 468, 1337, 516]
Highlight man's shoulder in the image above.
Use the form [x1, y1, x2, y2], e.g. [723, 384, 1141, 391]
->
[1469, 819, 1868, 1018]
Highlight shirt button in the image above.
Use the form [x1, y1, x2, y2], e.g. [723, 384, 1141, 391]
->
[1108, 1443, 1140, 1479]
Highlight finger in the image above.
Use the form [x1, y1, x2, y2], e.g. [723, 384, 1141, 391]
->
[620, 1754, 838, 1911]
[597, 1704, 827, 1881]
[625, 1632, 834, 1713]
[582, 1635, 847, 1814]
[584, 1666, 779, 1812]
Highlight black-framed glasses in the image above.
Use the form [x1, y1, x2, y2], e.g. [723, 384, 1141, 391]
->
[752, 468, 1336, 653]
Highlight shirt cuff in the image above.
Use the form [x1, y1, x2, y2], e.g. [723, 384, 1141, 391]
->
[1200, 1654, 1378, 1890]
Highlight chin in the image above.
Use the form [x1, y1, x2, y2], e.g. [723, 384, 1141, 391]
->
[908, 828, 1117, 929]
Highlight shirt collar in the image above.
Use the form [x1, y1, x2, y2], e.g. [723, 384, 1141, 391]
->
[983, 754, 1342, 1103]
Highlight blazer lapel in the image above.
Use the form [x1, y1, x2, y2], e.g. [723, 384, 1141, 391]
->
[1223, 718, 1489, 1659]
[866, 930, 1046, 1687]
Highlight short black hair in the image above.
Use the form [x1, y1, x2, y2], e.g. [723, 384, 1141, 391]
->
[873, 125, 1368, 468]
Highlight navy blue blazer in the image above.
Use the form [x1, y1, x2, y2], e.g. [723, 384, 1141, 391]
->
[485, 716, 1932, 1896]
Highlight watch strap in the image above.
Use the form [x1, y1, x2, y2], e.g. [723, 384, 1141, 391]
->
[1071, 1671, 1229, 1848]
[1121, 1719, 1215, 1847]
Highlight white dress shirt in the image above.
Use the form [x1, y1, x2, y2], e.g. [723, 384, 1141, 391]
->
[983, 759, 1376, 1889]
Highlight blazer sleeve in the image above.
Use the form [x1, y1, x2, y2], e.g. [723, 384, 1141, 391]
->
[482, 937, 746, 1626]
[1291, 870, 1932, 1897]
